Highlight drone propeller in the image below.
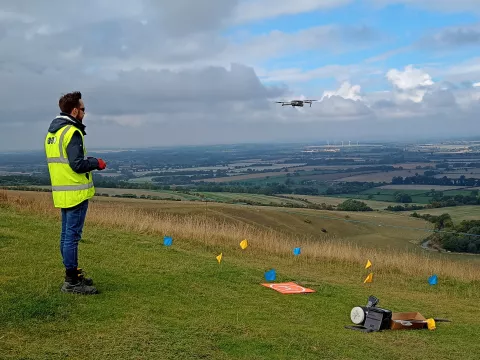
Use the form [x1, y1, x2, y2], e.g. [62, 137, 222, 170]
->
[302, 100, 317, 107]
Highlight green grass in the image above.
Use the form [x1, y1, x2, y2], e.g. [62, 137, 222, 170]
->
[441, 189, 480, 196]
[406, 205, 480, 223]
[237, 174, 288, 184]
[278, 194, 401, 211]
[95, 188, 313, 208]
[333, 189, 435, 204]
[351, 188, 480, 205]
[94, 187, 309, 206]
[127, 176, 159, 183]
[1, 205, 480, 359]
[199, 192, 307, 206]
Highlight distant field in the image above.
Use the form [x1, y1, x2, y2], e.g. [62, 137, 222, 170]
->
[127, 176, 160, 183]
[294, 171, 374, 182]
[97, 172, 123, 178]
[379, 185, 465, 191]
[352, 187, 480, 204]
[278, 194, 396, 210]
[196, 165, 429, 184]
[294, 162, 433, 171]
[405, 205, 480, 223]
[197, 172, 287, 183]
[443, 157, 480, 162]
[134, 165, 227, 174]
[176, 163, 436, 184]
[442, 169, 480, 174]
[200, 192, 307, 206]
[95, 188, 311, 207]
[436, 172, 480, 179]
[230, 163, 305, 173]
[394, 162, 434, 169]
[95, 188, 307, 206]
[334, 170, 423, 183]
[362, 188, 429, 196]
[201, 169, 396, 185]
[333, 188, 432, 204]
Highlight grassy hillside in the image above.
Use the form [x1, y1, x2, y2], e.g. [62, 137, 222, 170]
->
[1, 191, 480, 359]
[281, 194, 397, 211]
[4, 190, 439, 252]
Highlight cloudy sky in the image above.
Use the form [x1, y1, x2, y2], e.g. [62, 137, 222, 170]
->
[1, 0, 479, 151]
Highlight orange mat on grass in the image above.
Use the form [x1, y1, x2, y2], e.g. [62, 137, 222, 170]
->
[261, 282, 315, 294]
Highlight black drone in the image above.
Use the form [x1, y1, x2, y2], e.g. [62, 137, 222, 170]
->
[275, 99, 318, 108]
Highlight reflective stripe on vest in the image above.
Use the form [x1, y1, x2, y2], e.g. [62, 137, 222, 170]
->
[51, 183, 95, 191]
[47, 158, 69, 164]
[47, 125, 72, 164]
[45, 124, 95, 208]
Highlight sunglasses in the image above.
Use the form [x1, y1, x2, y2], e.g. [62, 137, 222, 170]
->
[79, 107, 85, 112]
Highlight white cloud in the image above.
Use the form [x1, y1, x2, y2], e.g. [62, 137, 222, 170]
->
[386, 65, 434, 102]
[315, 96, 372, 118]
[474, 82, 480, 87]
[322, 82, 363, 101]
[314, 66, 479, 124]
[387, 65, 434, 90]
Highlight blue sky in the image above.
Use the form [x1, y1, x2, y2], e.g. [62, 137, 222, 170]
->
[226, 0, 480, 94]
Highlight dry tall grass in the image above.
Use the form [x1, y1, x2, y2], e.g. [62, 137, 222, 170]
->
[2, 190, 479, 282]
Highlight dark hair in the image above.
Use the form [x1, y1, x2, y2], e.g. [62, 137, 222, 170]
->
[59, 91, 82, 114]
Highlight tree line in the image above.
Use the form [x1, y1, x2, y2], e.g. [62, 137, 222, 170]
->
[411, 213, 480, 254]
[392, 174, 480, 187]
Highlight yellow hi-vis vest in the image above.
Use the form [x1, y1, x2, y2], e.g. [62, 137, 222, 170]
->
[44, 124, 95, 208]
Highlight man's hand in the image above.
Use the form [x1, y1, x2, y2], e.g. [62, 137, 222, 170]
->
[97, 158, 107, 170]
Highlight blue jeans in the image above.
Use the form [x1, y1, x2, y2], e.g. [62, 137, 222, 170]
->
[60, 200, 89, 271]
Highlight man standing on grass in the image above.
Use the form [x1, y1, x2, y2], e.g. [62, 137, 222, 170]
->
[44, 91, 106, 295]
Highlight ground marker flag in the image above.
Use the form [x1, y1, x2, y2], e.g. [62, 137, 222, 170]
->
[364, 272, 373, 284]
[216, 253, 223, 264]
[365, 260, 372, 269]
[264, 269, 276, 281]
[163, 236, 173, 246]
[293, 247, 301, 256]
[240, 239, 248, 249]
[429, 274, 438, 285]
